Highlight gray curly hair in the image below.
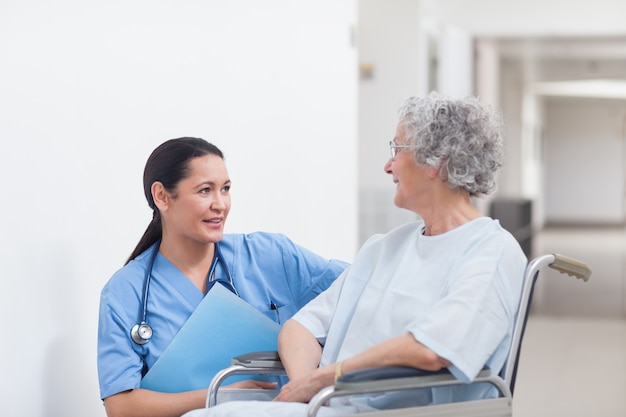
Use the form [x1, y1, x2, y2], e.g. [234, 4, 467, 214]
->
[398, 92, 504, 197]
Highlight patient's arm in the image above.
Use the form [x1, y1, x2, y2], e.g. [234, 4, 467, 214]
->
[277, 319, 323, 381]
[341, 332, 451, 372]
[274, 330, 450, 403]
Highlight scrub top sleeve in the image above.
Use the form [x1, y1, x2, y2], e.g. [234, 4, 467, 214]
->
[278, 234, 349, 306]
[97, 289, 145, 399]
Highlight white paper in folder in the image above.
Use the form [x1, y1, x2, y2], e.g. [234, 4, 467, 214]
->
[140, 283, 281, 393]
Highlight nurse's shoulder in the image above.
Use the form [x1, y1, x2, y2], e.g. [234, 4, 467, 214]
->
[219, 231, 296, 255]
[102, 244, 154, 298]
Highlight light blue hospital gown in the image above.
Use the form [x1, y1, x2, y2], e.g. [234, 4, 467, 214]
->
[97, 232, 348, 400]
[183, 217, 527, 417]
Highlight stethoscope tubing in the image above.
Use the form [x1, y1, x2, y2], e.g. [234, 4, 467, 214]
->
[131, 241, 234, 345]
[139, 242, 160, 325]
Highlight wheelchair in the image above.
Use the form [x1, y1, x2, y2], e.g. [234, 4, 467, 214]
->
[204, 253, 591, 417]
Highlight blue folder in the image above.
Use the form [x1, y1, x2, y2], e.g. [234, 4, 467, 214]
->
[140, 284, 281, 393]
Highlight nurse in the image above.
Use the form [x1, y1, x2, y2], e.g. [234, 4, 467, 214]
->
[97, 137, 348, 417]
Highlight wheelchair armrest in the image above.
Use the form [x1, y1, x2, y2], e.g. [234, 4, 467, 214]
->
[206, 351, 286, 408]
[307, 366, 512, 417]
[335, 365, 508, 394]
[336, 366, 450, 383]
[333, 366, 463, 394]
[231, 350, 284, 369]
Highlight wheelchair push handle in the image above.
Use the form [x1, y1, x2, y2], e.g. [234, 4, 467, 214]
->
[550, 253, 591, 282]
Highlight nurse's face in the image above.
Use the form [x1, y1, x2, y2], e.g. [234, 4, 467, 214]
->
[164, 154, 231, 244]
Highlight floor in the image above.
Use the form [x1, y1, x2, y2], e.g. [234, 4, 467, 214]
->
[512, 227, 626, 416]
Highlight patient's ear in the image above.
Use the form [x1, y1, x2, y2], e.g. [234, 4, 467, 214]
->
[151, 181, 169, 212]
[429, 158, 448, 180]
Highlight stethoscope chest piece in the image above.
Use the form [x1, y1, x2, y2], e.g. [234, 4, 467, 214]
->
[131, 322, 153, 345]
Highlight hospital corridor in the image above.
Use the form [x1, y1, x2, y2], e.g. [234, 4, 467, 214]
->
[512, 226, 626, 416]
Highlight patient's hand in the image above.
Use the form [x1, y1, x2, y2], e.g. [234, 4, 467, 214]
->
[224, 380, 278, 390]
[273, 367, 330, 403]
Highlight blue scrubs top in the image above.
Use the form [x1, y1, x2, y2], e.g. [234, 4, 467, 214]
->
[97, 232, 348, 400]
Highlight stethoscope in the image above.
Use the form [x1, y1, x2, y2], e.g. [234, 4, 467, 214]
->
[131, 241, 237, 345]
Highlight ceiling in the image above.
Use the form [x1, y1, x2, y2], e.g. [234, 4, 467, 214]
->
[428, 0, 626, 38]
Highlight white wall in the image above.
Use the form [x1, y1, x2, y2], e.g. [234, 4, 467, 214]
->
[0, 1, 357, 416]
[436, 25, 473, 98]
[357, 0, 427, 244]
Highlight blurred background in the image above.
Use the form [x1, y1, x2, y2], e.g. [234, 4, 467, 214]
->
[1, 0, 624, 416]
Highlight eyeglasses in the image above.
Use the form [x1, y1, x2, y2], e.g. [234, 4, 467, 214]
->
[389, 140, 417, 160]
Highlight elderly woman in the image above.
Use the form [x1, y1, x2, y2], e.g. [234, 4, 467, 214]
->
[183, 93, 527, 417]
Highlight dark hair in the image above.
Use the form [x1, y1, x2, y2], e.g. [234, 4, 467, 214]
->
[125, 137, 224, 264]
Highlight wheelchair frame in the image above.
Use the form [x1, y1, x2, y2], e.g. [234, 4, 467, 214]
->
[205, 253, 591, 417]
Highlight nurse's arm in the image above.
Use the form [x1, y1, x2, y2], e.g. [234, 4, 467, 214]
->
[103, 388, 206, 417]
[103, 381, 277, 417]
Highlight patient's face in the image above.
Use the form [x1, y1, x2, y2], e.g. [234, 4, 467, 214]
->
[386, 124, 430, 213]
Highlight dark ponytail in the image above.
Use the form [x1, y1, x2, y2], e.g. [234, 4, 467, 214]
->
[125, 137, 224, 264]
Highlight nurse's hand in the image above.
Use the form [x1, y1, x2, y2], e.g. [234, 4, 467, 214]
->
[224, 379, 278, 389]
